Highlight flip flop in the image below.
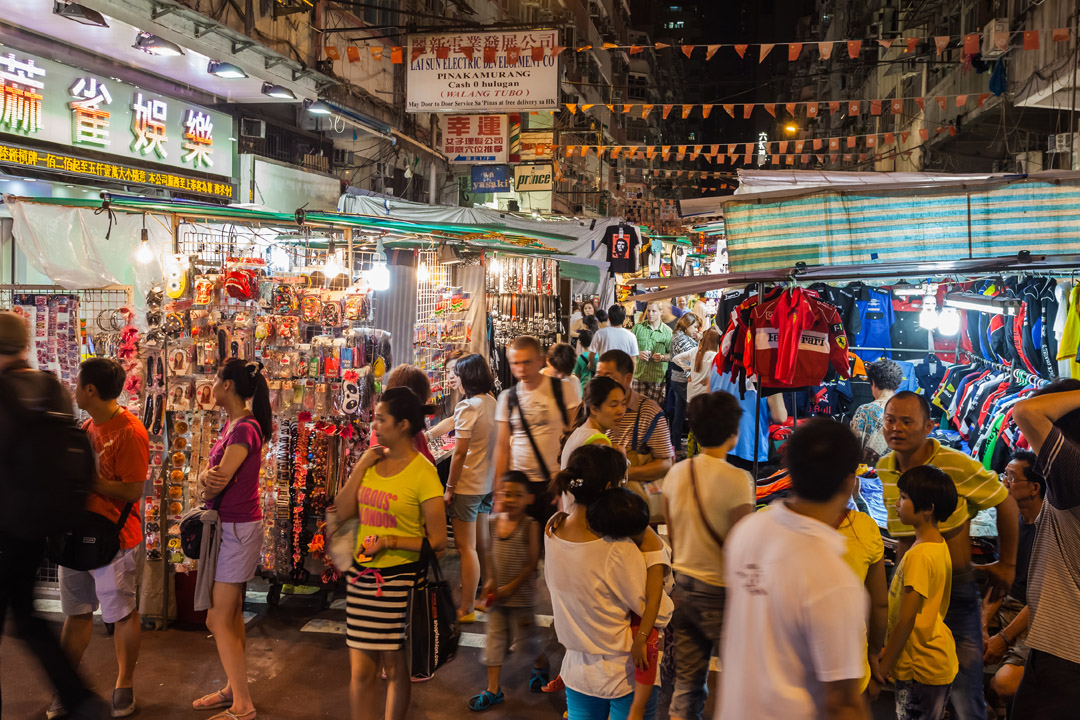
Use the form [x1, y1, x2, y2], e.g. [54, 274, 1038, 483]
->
[208, 711, 256, 720]
[192, 690, 232, 711]
[529, 667, 549, 693]
[468, 689, 504, 712]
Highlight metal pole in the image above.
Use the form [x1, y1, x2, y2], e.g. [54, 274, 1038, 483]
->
[1071, 0, 1079, 168]
[752, 281, 764, 479]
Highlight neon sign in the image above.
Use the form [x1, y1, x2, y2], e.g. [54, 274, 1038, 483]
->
[132, 92, 168, 158]
[182, 109, 213, 168]
[0, 53, 45, 135]
[69, 77, 112, 148]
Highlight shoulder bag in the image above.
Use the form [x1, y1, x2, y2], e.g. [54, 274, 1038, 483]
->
[508, 381, 569, 519]
[690, 457, 726, 549]
[626, 399, 667, 523]
[409, 538, 459, 679]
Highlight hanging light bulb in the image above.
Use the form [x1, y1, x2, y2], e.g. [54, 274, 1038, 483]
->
[324, 250, 343, 279]
[938, 307, 961, 336]
[368, 261, 391, 291]
[490, 255, 501, 276]
[417, 261, 430, 283]
[135, 228, 153, 264]
[918, 295, 939, 331]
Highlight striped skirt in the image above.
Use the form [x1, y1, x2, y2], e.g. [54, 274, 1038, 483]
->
[345, 562, 420, 651]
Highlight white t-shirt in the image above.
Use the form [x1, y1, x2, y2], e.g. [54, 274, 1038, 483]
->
[545, 533, 674, 699]
[719, 502, 867, 720]
[664, 455, 753, 586]
[673, 349, 718, 402]
[453, 394, 497, 495]
[590, 326, 639, 359]
[495, 377, 580, 484]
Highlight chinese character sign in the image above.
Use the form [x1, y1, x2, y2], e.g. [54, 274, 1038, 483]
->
[0, 53, 46, 135]
[441, 114, 508, 164]
[69, 77, 112, 148]
[182, 110, 213, 168]
[132, 92, 169, 159]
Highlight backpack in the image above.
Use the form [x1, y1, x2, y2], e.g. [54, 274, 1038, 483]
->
[0, 372, 95, 540]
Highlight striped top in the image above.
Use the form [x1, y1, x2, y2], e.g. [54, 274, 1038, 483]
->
[1030, 427, 1080, 664]
[876, 441, 1009, 538]
[489, 515, 537, 608]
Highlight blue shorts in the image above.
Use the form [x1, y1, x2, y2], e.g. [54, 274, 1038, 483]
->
[448, 492, 493, 522]
[565, 686, 658, 720]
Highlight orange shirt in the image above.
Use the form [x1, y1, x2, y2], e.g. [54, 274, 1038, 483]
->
[84, 408, 149, 550]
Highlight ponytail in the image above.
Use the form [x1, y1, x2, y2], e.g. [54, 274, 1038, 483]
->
[694, 328, 721, 374]
[549, 444, 626, 507]
[219, 358, 273, 440]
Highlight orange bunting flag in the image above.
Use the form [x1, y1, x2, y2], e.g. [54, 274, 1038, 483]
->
[566, 104, 577, 115]
[786, 155, 795, 165]
[949, 125, 957, 136]
[346, 46, 361, 62]
[915, 97, 925, 111]
[977, 93, 990, 107]
[370, 46, 384, 61]
[552, 46, 567, 58]
[906, 37, 919, 54]
[711, 145, 720, 156]
[778, 141, 789, 153]
[623, 104, 633, 113]
[744, 144, 753, 161]
[994, 32, 1009, 52]
[391, 46, 404, 64]
[581, 104, 594, 112]
[846, 136, 856, 149]
[892, 98, 903, 114]
[919, 128, 930, 141]
[564, 145, 575, 156]
[964, 33, 980, 55]
[532, 46, 545, 62]
[702, 104, 714, 118]
[411, 45, 424, 62]
[866, 135, 877, 147]
[1025, 31, 1040, 50]
[706, 45, 721, 60]
[682, 45, 694, 58]
[325, 46, 341, 61]
[605, 104, 615, 112]
[460, 46, 475, 61]
[936, 126, 945, 134]
[743, 104, 753, 119]
[662, 104, 674, 119]
[576, 45, 592, 52]
[847, 40, 862, 58]
[611, 147, 622, 159]
[629, 45, 644, 55]
[1054, 28, 1070, 42]
[723, 104, 735, 118]
[829, 138, 840, 150]
[878, 38, 894, 50]
[819, 41, 834, 60]
[788, 43, 802, 61]
[884, 132, 895, 145]
[849, 100, 860, 115]
[765, 104, 776, 117]
[679, 145, 688, 155]
[813, 139, 823, 151]
[870, 99, 882, 116]
[795, 140, 805, 153]
[786, 102, 797, 116]
[828, 154, 836, 163]
[935, 96, 947, 110]
[935, 36, 949, 55]
[626, 147, 637, 160]
[900, 131, 911, 144]
[843, 154, 852, 162]
[483, 46, 497, 63]
[807, 102, 819, 118]
[734, 44, 748, 58]
[690, 148, 701, 160]
[801, 154, 810, 164]
[955, 94, 968, 107]
[760, 43, 775, 62]
[829, 100, 841, 114]
[646, 146, 656, 159]
[860, 153, 868, 163]
[642, 105, 654, 119]
[602, 42, 618, 49]
[580, 146, 589, 157]
[727, 144, 737, 155]
[507, 46, 522, 64]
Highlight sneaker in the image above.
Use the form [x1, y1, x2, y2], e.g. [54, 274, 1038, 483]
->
[46, 696, 67, 720]
[111, 689, 135, 718]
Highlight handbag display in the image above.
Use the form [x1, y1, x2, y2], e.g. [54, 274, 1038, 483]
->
[408, 539, 460, 680]
[625, 399, 666, 523]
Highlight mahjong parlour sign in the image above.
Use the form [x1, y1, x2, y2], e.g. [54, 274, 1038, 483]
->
[406, 30, 560, 113]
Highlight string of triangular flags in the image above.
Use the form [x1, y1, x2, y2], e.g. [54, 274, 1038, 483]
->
[563, 93, 996, 120]
[325, 27, 1072, 65]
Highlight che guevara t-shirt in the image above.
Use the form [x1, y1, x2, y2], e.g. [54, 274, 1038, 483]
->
[603, 225, 639, 274]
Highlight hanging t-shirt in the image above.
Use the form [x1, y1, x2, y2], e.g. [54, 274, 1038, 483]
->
[602, 225, 639, 275]
[672, 245, 689, 276]
[852, 285, 894, 362]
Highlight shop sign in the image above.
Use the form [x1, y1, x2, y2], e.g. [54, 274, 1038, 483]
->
[0, 49, 234, 178]
[407, 30, 560, 113]
[519, 130, 555, 161]
[514, 164, 553, 192]
[442, 114, 508, 163]
[471, 165, 511, 193]
[0, 140, 233, 199]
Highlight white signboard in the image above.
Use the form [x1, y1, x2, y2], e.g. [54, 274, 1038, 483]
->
[441, 114, 508, 164]
[407, 30, 560, 113]
[514, 164, 553, 192]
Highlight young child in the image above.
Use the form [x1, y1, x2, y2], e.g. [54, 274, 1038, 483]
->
[572, 330, 597, 392]
[586, 487, 671, 720]
[880, 465, 960, 720]
[468, 472, 546, 712]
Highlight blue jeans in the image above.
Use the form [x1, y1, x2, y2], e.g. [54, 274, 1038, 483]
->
[895, 680, 951, 720]
[669, 575, 725, 720]
[667, 381, 688, 448]
[565, 686, 658, 720]
[943, 573, 985, 720]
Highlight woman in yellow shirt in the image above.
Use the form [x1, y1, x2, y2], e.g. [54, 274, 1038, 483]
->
[335, 387, 448, 720]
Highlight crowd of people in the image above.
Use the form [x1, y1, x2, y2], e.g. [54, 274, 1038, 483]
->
[3, 295, 1080, 720]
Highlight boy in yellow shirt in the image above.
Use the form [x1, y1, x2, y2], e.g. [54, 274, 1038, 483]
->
[880, 465, 960, 720]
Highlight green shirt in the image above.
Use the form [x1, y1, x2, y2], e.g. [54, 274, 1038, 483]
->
[573, 351, 597, 393]
[632, 322, 673, 384]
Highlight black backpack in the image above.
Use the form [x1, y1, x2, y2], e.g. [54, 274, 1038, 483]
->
[0, 371, 96, 541]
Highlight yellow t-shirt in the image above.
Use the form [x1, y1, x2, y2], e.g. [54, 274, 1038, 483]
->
[355, 453, 443, 569]
[887, 540, 958, 685]
[837, 510, 884, 693]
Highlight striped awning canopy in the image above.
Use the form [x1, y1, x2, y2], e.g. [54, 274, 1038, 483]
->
[721, 172, 1080, 273]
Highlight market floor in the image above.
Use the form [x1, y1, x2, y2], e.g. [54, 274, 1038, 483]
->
[2, 552, 896, 720]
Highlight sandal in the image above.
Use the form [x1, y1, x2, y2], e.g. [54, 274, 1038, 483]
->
[192, 690, 232, 711]
[529, 667, 550, 693]
[208, 711, 256, 720]
[468, 689, 504, 712]
[542, 674, 565, 693]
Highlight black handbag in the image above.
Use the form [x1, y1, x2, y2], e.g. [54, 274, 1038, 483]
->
[47, 502, 134, 571]
[409, 539, 459, 680]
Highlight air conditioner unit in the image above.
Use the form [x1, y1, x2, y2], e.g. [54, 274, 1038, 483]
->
[240, 118, 265, 139]
[982, 18, 1009, 58]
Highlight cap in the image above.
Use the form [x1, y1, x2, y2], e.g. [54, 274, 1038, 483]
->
[0, 312, 30, 355]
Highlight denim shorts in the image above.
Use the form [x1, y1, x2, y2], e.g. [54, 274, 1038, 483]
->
[448, 492, 493, 522]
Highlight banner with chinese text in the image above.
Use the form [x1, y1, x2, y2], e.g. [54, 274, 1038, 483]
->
[441, 114, 508, 164]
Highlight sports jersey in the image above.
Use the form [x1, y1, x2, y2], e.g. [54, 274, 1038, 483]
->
[809, 283, 862, 338]
[746, 290, 851, 390]
[851, 285, 894, 362]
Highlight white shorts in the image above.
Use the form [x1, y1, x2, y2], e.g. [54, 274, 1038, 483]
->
[59, 547, 139, 624]
[214, 521, 263, 584]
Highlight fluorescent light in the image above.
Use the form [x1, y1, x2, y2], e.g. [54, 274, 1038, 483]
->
[207, 60, 247, 79]
[892, 283, 926, 297]
[304, 99, 333, 115]
[261, 82, 296, 100]
[53, 2, 108, 27]
[944, 292, 1022, 316]
[134, 32, 184, 56]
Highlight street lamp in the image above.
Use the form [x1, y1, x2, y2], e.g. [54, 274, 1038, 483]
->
[784, 124, 799, 135]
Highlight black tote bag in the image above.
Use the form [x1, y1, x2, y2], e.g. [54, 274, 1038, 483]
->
[408, 540, 459, 680]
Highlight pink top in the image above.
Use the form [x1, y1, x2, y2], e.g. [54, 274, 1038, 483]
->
[205, 416, 264, 523]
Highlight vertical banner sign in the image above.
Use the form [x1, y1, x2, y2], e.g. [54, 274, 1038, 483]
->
[441, 114, 508, 163]
[407, 30, 560, 112]
[471, 165, 511, 192]
[513, 164, 553, 192]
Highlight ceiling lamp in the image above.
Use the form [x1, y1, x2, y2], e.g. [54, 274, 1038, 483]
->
[261, 82, 296, 100]
[133, 32, 184, 56]
[437, 243, 463, 264]
[944, 292, 1022, 316]
[938, 307, 961, 336]
[918, 296, 939, 331]
[53, 2, 109, 27]
[892, 282, 927, 297]
[134, 228, 153, 264]
[207, 60, 248, 79]
[303, 99, 333, 115]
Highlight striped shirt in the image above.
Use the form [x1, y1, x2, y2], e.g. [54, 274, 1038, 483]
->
[489, 515, 537, 608]
[612, 391, 674, 460]
[632, 322, 673, 385]
[876, 440, 1009, 538]
[669, 331, 698, 384]
[1029, 427, 1080, 664]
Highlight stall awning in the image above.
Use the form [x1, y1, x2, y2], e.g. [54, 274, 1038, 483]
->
[549, 254, 609, 285]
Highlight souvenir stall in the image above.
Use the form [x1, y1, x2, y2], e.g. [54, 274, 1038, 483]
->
[485, 252, 562, 390]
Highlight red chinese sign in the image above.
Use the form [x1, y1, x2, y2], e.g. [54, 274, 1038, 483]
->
[441, 114, 508, 164]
